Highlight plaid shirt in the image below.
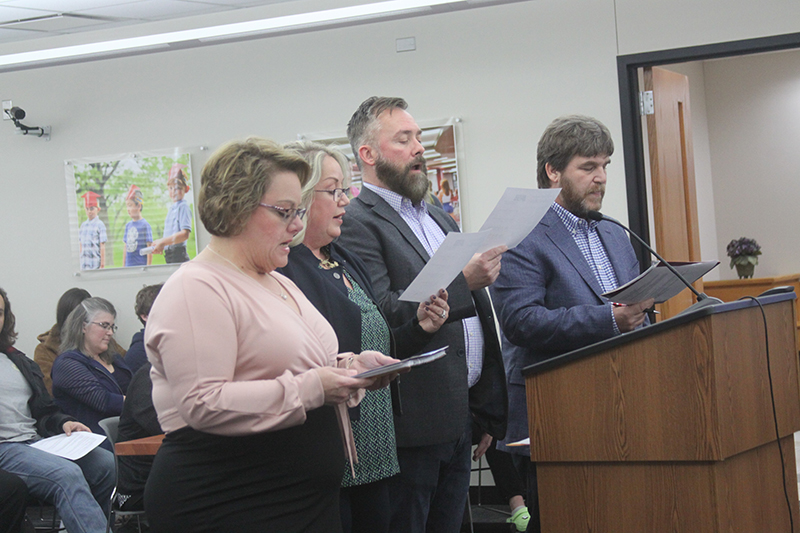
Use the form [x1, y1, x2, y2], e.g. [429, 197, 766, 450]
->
[79, 217, 107, 270]
[363, 183, 485, 387]
[551, 202, 620, 334]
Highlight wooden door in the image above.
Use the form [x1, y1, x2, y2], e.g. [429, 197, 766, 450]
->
[644, 66, 702, 319]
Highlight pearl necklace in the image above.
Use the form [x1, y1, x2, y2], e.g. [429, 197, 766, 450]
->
[206, 245, 288, 300]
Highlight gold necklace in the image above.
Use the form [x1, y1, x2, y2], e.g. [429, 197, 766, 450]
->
[319, 246, 340, 269]
[206, 245, 288, 300]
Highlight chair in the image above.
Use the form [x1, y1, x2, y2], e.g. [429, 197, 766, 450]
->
[97, 417, 147, 533]
[25, 496, 64, 532]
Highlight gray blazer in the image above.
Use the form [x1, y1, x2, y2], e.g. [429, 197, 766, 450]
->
[338, 187, 507, 448]
[490, 206, 643, 452]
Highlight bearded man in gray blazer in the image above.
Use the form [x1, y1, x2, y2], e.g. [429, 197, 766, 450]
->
[338, 96, 508, 533]
[490, 115, 653, 532]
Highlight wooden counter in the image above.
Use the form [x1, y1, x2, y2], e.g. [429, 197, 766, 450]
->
[704, 273, 800, 350]
[115, 434, 164, 456]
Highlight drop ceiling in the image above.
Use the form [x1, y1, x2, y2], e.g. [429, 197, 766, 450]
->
[0, 0, 294, 45]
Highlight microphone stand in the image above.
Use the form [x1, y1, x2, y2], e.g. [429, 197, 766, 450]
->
[587, 210, 722, 315]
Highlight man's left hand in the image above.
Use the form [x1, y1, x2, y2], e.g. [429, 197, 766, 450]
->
[62, 421, 91, 435]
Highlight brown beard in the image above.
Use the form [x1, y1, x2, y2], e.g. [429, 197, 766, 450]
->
[375, 154, 429, 205]
[559, 177, 604, 218]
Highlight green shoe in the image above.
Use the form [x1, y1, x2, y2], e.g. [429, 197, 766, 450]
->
[507, 506, 530, 532]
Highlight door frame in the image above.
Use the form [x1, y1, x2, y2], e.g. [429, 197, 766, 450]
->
[617, 31, 800, 270]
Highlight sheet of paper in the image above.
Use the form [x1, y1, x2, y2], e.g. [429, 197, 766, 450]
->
[399, 231, 490, 302]
[603, 260, 719, 304]
[29, 431, 106, 461]
[507, 437, 530, 447]
[477, 187, 560, 252]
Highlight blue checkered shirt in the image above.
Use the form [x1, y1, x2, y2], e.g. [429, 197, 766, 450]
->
[363, 183, 485, 386]
[552, 202, 620, 334]
[79, 216, 107, 270]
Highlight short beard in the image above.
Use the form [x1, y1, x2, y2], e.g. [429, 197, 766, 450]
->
[375, 154, 429, 205]
[559, 178, 604, 218]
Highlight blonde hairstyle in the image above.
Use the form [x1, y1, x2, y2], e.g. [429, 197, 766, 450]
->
[283, 141, 352, 247]
[199, 137, 311, 237]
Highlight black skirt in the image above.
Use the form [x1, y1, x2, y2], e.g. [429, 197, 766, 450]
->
[144, 406, 345, 533]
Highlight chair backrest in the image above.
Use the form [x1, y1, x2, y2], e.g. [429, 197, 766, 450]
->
[98, 416, 120, 447]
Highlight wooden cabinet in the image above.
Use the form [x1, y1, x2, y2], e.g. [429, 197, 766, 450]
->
[704, 274, 800, 350]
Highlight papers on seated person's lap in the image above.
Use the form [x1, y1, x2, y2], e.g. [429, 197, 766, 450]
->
[602, 260, 719, 304]
[398, 188, 559, 302]
[29, 431, 107, 460]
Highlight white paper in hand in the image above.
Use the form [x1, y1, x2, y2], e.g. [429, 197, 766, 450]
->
[477, 187, 560, 252]
[399, 232, 490, 302]
[29, 432, 106, 460]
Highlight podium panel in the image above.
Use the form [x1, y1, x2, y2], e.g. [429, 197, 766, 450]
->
[523, 295, 800, 532]
[537, 436, 798, 533]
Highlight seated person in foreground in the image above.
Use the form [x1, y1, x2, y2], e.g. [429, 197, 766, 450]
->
[117, 362, 161, 512]
[35, 287, 126, 395]
[0, 469, 29, 533]
[124, 283, 163, 374]
[52, 297, 132, 450]
[0, 287, 115, 533]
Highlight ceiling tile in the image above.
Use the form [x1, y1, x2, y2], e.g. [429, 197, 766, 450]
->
[80, 0, 232, 21]
[3, 14, 113, 31]
[0, 5, 53, 24]
[0, 0, 130, 11]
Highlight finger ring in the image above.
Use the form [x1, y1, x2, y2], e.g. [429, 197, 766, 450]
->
[440, 311, 446, 319]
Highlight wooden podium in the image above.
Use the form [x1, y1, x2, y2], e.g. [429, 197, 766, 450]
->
[523, 293, 800, 532]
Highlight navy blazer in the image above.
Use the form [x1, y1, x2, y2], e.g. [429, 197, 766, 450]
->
[338, 187, 507, 447]
[491, 206, 643, 451]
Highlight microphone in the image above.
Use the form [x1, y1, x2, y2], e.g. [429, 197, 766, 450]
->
[587, 210, 721, 313]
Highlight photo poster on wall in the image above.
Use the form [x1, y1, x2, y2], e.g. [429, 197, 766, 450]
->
[300, 118, 463, 229]
[65, 149, 197, 272]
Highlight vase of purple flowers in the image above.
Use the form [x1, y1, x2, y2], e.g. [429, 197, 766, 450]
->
[726, 237, 761, 279]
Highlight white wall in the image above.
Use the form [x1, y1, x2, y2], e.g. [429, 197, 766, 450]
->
[704, 48, 800, 279]
[2, 0, 800, 353]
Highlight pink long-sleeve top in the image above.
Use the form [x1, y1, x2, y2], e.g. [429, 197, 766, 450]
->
[146, 261, 350, 446]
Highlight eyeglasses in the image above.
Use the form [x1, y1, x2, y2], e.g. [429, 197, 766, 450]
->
[259, 203, 307, 223]
[90, 322, 118, 333]
[315, 188, 348, 201]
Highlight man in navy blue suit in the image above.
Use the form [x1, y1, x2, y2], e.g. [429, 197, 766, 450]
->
[490, 115, 653, 532]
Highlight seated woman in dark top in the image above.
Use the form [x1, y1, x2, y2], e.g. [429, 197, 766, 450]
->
[281, 141, 450, 533]
[35, 287, 126, 395]
[52, 297, 132, 450]
[117, 362, 161, 512]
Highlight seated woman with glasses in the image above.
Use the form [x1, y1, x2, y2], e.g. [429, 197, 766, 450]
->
[52, 297, 132, 450]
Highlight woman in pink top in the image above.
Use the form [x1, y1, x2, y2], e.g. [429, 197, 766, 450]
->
[143, 138, 398, 533]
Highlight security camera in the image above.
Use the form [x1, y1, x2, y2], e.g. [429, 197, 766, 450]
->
[6, 106, 25, 120]
[4, 105, 50, 140]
